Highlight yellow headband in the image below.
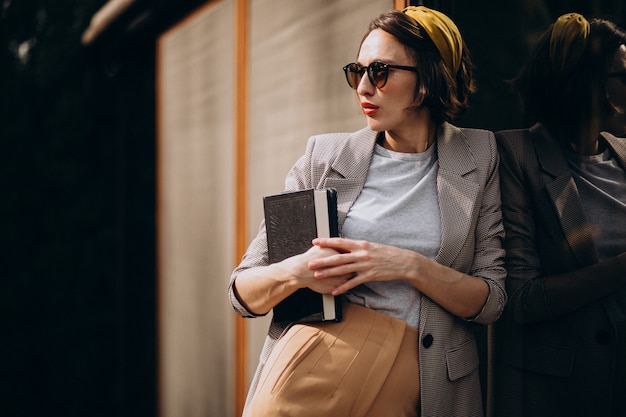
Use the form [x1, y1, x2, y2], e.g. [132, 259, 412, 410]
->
[549, 13, 590, 73]
[403, 6, 463, 77]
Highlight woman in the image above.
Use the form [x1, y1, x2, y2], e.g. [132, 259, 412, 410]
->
[229, 7, 506, 417]
[495, 13, 626, 417]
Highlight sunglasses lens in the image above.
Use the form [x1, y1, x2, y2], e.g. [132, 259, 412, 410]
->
[369, 62, 388, 88]
[343, 62, 391, 89]
[344, 63, 362, 89]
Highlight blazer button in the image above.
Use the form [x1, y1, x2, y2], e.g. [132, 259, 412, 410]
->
[422, 334, 434, 348]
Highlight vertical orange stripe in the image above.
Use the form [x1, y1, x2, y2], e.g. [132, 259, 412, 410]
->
[394, 0, 410, 10]
[234, 0, 249, 416]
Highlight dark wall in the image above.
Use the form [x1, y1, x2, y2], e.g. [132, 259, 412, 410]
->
[1, 0, 210, 415]
[1, 1, 157, 416]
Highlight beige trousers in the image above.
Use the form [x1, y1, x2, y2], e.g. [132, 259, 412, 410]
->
[246, 302, 420, 417]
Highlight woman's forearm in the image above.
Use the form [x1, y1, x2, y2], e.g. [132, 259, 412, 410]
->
[232, 262, 302, 316]
[233, 246, 351, 315]
[543, 252, 626, 316]
[405, 253, 490, 319]
[312, 238, 493, 320]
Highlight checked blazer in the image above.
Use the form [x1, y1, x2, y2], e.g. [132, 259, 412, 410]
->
[494, 124, 626, 417]
[229, 122, 507, 417]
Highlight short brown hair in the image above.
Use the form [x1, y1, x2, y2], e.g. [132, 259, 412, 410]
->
[359, 10, 476, 125]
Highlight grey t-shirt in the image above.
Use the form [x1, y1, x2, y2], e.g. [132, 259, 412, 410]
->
[566, 146, 626, 261]
[566, 144, 626, 319]
[341, 142, 441, 329]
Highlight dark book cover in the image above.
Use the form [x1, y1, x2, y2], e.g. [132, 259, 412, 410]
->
[263, 188, 342, 323]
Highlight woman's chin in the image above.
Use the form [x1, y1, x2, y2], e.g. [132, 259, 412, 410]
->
[366, 120, 385, 132]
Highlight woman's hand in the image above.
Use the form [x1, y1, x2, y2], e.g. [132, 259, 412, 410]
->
[283, 245, 354, 294]
[310, 237, 419, 295]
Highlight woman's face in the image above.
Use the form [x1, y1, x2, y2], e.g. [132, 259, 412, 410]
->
[605, 44, 626, 136]
[356, 29, 421, 133]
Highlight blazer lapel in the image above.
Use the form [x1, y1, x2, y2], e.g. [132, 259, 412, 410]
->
[603, 131, 626, 169]
[531, 124, 598, 267]
[435, 123, 480, 267]
[322, 128, 377, 229]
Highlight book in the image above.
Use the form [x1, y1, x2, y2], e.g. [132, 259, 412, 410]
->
[263, 188, 342, 324]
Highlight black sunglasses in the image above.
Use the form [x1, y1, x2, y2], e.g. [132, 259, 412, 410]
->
[608, 71, 626, 84]
[343, 61, 418, 89]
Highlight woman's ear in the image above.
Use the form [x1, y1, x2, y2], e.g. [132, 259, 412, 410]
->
[411, 84, 428, 108]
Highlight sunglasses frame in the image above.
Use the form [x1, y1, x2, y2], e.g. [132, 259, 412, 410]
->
[343, 61, 418, 89]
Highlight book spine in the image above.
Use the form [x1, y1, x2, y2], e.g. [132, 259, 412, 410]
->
[314, 189, 336, 321]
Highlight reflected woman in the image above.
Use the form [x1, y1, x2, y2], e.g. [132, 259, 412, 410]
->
[495, 13, 626, 417]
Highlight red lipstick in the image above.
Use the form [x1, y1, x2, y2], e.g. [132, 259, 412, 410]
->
[361, 101, 379, 116]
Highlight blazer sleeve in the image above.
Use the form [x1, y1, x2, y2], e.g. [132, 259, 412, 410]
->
[468, 130, 507, 325]
[496, 130, 553, 324]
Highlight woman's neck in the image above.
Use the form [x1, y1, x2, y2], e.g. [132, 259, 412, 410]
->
[568, 121, 602, 155]
[569, 140, 600, 155]
[382, 120, 438, 154]
[554, 120, 601, 156]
